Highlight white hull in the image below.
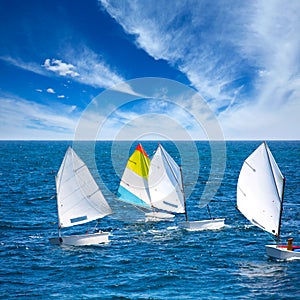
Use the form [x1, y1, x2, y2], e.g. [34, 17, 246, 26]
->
[179, 218, 225, 231]
[265, 244, 300, 260]
[49, 231, 110, 246]
[145, 211, 175, 222]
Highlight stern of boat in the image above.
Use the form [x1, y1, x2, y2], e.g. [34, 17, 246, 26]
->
[265, 244, 300, 260]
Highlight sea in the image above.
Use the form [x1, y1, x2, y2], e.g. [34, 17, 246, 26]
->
[0, 140, 299, 299]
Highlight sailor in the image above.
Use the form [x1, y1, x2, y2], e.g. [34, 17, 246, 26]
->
[287, 238, 294, 251]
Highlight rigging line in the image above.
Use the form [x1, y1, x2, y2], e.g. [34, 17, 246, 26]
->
[266, 230, 281, 243]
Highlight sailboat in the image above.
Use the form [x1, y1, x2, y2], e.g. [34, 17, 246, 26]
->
[118, 143, 225, 229]
[150, 144, 224, 229]
[117, 143, 177, 221]
[237, 141, 300, 260]
[49, 147, 113, 246]
[178, 208, 225, 231]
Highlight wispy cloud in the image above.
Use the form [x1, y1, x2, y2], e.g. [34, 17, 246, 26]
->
[100, 0, 300, 139]
[1, 48, 128, 91]
[66, 46, 124, 89]
[79, 97, 207, 141]
[0, 95, 79, 140]
[0, 56, 46, 76]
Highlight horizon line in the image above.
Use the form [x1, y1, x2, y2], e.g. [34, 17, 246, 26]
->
[0, 139, 299, 142]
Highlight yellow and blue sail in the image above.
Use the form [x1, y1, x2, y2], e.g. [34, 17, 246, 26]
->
[117, 144, 152, 208]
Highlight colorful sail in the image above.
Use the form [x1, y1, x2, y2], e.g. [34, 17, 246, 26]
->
[117, 143, 151, 208]
[237, 142, 285, 237]
[148, 144, 185, 214]
[56, 147, 112, 228]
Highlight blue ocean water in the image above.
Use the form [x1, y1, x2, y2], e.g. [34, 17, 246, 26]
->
[0, 141, 299, 299]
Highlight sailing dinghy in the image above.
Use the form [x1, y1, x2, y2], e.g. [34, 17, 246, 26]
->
[117, 143, 176, 221]
[237, 142, 300, 260]
[150, 144, 224, 229]
[49, 147, 113, 246]
[118, 143, 225, 229]
[178, 189, 225, 231]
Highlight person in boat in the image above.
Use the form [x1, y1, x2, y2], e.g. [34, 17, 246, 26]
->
[287, 238, 294, 251]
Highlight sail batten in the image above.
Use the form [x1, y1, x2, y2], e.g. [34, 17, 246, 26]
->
[237, 142, 285, 237]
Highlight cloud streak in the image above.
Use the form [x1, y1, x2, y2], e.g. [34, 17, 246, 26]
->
[1, 47, 126, 90]
[100, 0, 300, 139]
[0, 95, 79, 140]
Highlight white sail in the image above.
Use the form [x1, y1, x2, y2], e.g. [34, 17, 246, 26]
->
[148, 144, 185, 214]
[56, 147, 112, 228]
[237, 142, 285, 236]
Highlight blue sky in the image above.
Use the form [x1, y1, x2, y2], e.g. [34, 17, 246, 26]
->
[0, 0, 299, 140]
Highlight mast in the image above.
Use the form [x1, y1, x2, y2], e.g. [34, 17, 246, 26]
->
[277, 176, 286, 238]
[55, 171, 63, 239]
[207, 204, 212, 219]
[179, 165, 188, 221]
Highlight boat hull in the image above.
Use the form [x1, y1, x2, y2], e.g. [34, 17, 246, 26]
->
[145, 211, 175, 222]
[179, 218, 225, 231]
[49, 231, 110, 246]
[265, 244, 300, 260]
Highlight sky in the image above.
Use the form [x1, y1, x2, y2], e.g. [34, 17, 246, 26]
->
[0, 0, 299, 140]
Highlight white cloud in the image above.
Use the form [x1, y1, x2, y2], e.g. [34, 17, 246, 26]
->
[43, 58, 79, 77]
[100, 0, 300, 139]
[0, 95, 79, 140]
[57, 95, 65, 99]
[46, 88, 55, 94]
